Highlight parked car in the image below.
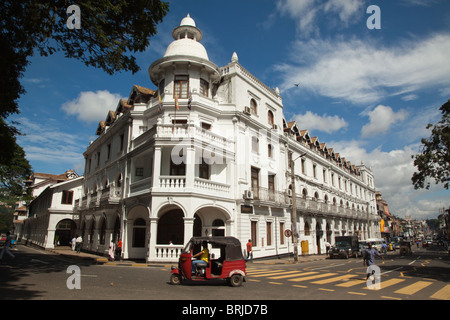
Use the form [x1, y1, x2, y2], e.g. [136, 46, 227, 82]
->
[329, 236, 360, 259]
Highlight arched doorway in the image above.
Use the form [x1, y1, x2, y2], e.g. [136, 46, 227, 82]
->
[157, 209, 184, 244]
[55, 219, 76, 247]
[316, 222, 322, 254]
[193, 213, 202, 237]
[126, 205, 149, 259]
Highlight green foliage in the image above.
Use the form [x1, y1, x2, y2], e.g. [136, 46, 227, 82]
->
[412, 100, 450, 189]
[0, 0, 169, 194]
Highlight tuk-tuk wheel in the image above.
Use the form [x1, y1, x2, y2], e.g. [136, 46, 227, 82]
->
[170, 273, 182, 285]
[229, 274, 243, 287]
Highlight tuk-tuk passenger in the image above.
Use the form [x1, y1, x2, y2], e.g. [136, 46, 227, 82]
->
[191, 241, 209, 274]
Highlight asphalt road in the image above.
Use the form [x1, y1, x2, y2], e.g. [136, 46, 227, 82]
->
[1, 244, 449, 303]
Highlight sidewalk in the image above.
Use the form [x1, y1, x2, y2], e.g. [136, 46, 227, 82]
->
[48, 246, 328, 267]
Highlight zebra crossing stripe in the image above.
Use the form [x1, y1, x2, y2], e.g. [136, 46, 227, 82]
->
[335, 278, 366, 288]
[250, 271, 293, 277]
[430, 284, 450, 300]
[269, 271, 318, 280]
[312, 274, 357, 285]
[364, 278, 405, 290]
[288, 273, 337, 282]
[394, 281, 433, 295]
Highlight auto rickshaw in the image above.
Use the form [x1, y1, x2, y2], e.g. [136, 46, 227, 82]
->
[170, 236, 246, 287]
[399, 240, 412, 256]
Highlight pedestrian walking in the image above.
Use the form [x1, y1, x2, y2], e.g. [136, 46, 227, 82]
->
[75, 235, 83, 253]
[115, 238, 122, 261]
[363, 242, 384, 279]
[246, 239, 253, 263]
[108, 240, 115, 261]
[71, 236, 76, 251]
[0, 232, 15, 263]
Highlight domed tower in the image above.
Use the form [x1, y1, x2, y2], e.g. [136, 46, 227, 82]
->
[149, 14, 221, 103]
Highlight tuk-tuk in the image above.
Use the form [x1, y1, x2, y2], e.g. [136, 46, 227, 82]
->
[399, 240, 412, 256]
[170, 236, 246, 287]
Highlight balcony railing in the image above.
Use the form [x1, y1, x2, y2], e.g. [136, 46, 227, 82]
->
[154, 244, 184, 262]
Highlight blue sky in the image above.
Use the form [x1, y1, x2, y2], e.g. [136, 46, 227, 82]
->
[11, 0, 450, 219]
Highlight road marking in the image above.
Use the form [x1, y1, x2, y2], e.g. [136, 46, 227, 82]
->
[430, 284, 450, 300]
[382, 296, 402, 300]
[312, 274, 357, 285]
[292, 285, 308, 288]
[268, 271, 318, 280]
[364, 278, 405, 290]
[246, 269, 282, 275]
[308, 263, 347, 271]
[288, 273, 337, 282]
[250, 270, 291, 277]
[348, 291, 366, 296]
[394, 281, 433, 295]
[269, 282, 283, 285]
[30, 259, 49, 264]
[319, 288, 335, 292]
[336, 279, 366, 288]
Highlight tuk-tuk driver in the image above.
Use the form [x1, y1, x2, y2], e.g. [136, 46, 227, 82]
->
[191, 241, 209, 274]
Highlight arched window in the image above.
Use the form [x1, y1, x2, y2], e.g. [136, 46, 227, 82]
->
[304, 221, 310, 236]
[302, 188, 308, 199]
[116, 174, 122, 188]
[250, 98, 257, 115]
[133, 218, 146, 248]
[99, 217, 106, 245]
[90, 220, 95, 244]
[268, 110, 274, 126]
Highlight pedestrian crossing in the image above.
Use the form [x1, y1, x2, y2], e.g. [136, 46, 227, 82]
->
[246, 267, 450, 300]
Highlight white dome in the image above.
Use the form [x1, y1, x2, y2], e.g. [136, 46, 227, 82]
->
[180, 13, 196, 27]
[164, 37, 209, 60]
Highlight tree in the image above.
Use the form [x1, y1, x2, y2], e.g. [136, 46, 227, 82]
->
[412, 100, 450, 190]
[0, 0, 169, 163]
[0, 139, 33, 198]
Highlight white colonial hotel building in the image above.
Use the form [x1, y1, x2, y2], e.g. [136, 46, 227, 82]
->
[23, 14, 380, 262]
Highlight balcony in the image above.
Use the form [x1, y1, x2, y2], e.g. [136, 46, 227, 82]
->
[155, 123, 234, 155]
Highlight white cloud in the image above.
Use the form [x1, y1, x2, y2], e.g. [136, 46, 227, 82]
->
[293, 111, 348, 134]
[275, 0, 365, 36]
[327, 138, 447, 219]
[61, 90, 123, 123]
[15, 117, 88, 174]
[276, 33, 450, 104]
[361, 105, 408, 138]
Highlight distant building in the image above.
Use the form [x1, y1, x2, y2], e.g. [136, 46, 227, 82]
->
[21, 170, 82, 248]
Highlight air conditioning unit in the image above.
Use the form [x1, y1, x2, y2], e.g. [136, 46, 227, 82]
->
[243, 106, 251, 114]
[243, 190, 253, 200]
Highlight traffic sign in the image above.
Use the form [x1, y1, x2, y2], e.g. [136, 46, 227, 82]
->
[284, 229, 292, 237]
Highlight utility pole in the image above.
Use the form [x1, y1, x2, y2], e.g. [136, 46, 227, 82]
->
[290, 151, 298, 263]
[289, 151, 306, 263]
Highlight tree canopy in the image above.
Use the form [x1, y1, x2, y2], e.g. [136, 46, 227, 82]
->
[412, 100, 450, 190]
[0, 0, 169, 194]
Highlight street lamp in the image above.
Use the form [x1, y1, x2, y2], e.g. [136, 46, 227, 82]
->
[290, 151, 306, 263]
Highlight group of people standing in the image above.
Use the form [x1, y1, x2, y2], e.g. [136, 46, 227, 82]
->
[70, 235, 122, 261]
